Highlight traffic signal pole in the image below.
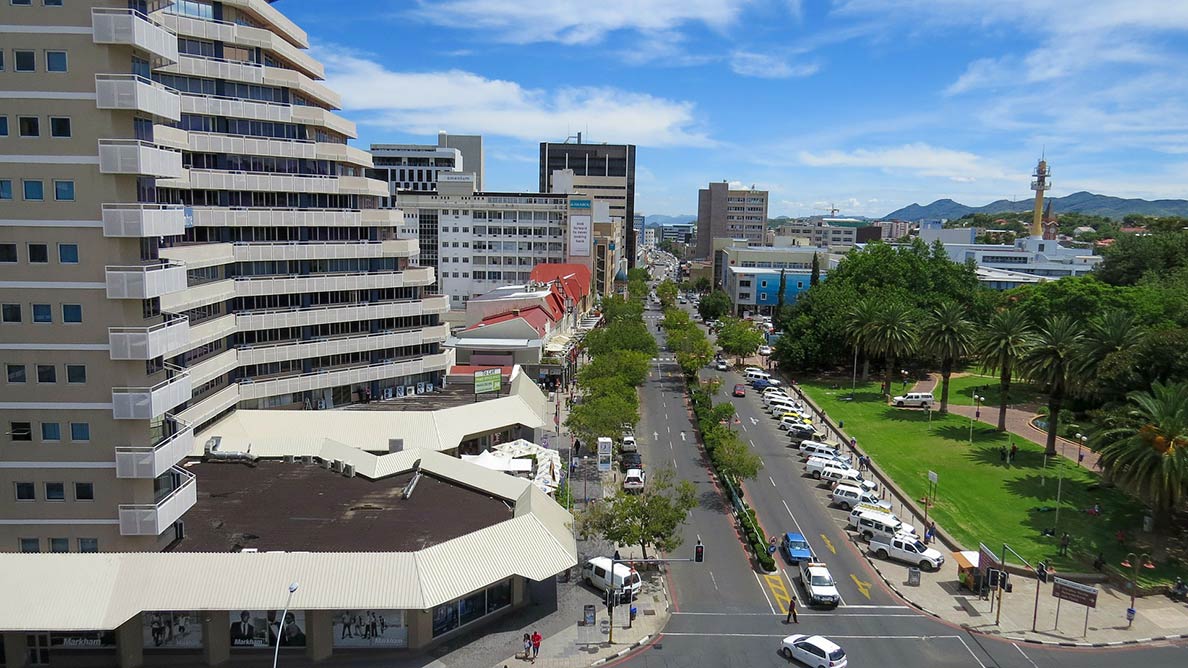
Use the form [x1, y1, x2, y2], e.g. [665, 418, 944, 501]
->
[608, 542, 703, 644]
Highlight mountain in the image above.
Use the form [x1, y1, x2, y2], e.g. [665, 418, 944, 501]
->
[883, 192, 1188, 221]
[646, 214, 696, 227]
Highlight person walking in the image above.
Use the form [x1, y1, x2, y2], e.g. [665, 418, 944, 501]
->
[1059, 532, 1071, 556]
[530, 630, 542, 662]
[521, 633, 532, 661]
[785, 597, 798, 624]
[1009, 444, 1018, 463]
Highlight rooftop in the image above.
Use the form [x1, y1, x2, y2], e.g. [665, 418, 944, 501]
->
[174, 460, 511, 553]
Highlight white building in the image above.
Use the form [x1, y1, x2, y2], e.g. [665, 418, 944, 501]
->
[919, 222, 1101, 278]
[368, 131, 484, 200]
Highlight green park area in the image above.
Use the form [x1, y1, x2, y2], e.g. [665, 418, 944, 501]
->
[800, 379, 1183, 587]
[942, 372, 1046, 408]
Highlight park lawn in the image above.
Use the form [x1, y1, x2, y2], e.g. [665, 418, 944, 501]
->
[939, 372, 1046, 408]
[801, 379, 1181, 587]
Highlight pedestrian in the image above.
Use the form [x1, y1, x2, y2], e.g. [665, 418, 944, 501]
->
[530, 630, 542, 662]
[1093, 553, 1106, 572]
[1009, 444, 1018, 462]
[999, 445, 1007, 462]
[522, 633, 531, 661]
[785, 597, 798, 624]
[850, 437, 857, 450]
[839, 419, 844, 430]
[1078, 451, 1086, 466]
[1059, 532, 1070, 556]
[924, 525, 934, 545]
[1115, 529, 1126, 547]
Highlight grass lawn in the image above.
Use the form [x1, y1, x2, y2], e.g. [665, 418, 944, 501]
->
[936, 372, 1046, 408]
[801, 379, 1181, 587]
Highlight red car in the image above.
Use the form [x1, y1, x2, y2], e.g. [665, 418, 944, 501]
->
[733, 384, 747, 397]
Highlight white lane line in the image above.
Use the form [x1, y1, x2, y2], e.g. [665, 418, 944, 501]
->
[669, 442, 673, 450]
[673, 457, 678, 467]
[748, 439, 756, 449]
[740, 424, 747, 432]
[769, 476, 777, 487]
[664, 633, 972, 640]
[843, 605, 912, 609]
[959, 636, 989, 668]
[781, 568, 801, 605]
[709, 570, 720, 591]
[671, 612, 917, 617]
[752, 571, 777, 614]
[1013, 643, 1039, 668]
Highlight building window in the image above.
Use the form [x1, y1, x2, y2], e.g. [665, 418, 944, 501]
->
[18, 116, 39, 137]
[797, 281, 804, 289]
[0, 179, 11, 200]
[19, 538, 39, 553]
[14, 50, 35, 72]
[45, 0, 65, 6]
[78, 538, 98, 552]
[58, 243, 78, 263]
[55, 180, 75, 201]
[0, 243, 15, 262]
[45, 50, 67, 72]
[70, 422, 90, 442]
[15, 482, 35, 500]
[23, 180, 44, 201]
[49, 537, 69, 553]
[28, 243, 48, 263]
[760, 280, 768, 288]
[41, 422, 61, 441]
[45, 482, 65, 501]
[36, 364, 55, 383]
[2, 303, 21, 322]
[75, 482, 94, 501]
[0, 116, 7, 136]
[49, 116, 70, 137]
[62, 304, 82, 323]
[66, 364, 85, 382]
[32, 303, 51, 323]
[7, 364, 26, 383]
[12, 0, 35, 5]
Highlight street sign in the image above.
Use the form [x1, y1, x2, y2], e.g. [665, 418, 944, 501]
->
[597, 437, 613, 473]
[978, 543, 1001, 588]
[1052, 577, 1099, 608]
[474, 368, 502, 394]
[928, 470, 938, 484]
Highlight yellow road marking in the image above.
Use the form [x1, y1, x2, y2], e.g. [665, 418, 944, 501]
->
[763, 573, 792, 612]
[820, 534, 836, 554]
[850, 574, 872, 599]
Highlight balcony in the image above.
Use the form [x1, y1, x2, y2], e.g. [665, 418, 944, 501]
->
[98, 139, 184, 179]
[106, 261, 188, 300]
[187, 169, 340, 194]
[232, 267, 432, 297]
[159, 279, 235, 313]
[175, 382, 240, 430]
[337, 175, 390, 197]
[234, 298, 440, 331]
[112, 363, 192, 420]
[188, 131, 317, 160]
[114, 417, 195, 479]
[237, 325, 446, 365]
[102, 203, 187, 238]
[95, 74, 181, 121]
[238, 352, 452, 400]
[109, 314, 190, 360]
[161, 53, 265, 85]
[91, 8, 178, 63]
[186, 313, 237, 350]
[118, 466, 197, 536]
[160, 242, 234, 269]
[187, 348, 239, 387]
[290, 106, 357, 138]
[362, 208, 405, 225]
[189, 207, 364, 228]
[231, 239, 417, 262]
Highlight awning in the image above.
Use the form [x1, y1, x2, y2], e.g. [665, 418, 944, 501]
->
[461, 449, 534, 473]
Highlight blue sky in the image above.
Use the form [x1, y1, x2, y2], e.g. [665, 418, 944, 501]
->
[283, 0, 1188, 218]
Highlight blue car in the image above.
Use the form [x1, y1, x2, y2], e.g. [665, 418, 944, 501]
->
[753, 378, 772, 391]
[780, 532, 814, 564]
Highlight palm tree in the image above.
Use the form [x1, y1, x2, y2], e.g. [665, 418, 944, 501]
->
[974, 308, 1032, 431]
[1095, 381, 1188, 527]
[844, 297, 880, 382]
[1019, 314, 1085, 456]
[1078, 310, 1145, 398]
[864, 301, 918, 398]
[920, 301, 973, 413]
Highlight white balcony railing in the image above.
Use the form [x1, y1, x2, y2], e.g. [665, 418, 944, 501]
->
[232, 267, 433, 297]
[186, 348, 239, 387]
[180, 93, 291, 123]
[189, 207, 364, 228]
[362, 208, 405, 225]
[234, 297, 441, 331]
[118, 466, 197, 535]
[114, 417, 195, 479]
[236, 325, 446, 366]
[112, 363, 192, 420]
[175, 382, 240, 430]
[185, 314, 237, 350]
[98, 139, 184, 178]
[92, 7, 178, 63]
[102, 203, 187, 238]
[105, 262, 188, 300]
[109, 314, 190, 361]
[159, 279, 236, 314]
[231, 239, 416, 262]
[95, 74, 181, 121]
[238, 352, 451, 400]
[290, 105, 357, 138]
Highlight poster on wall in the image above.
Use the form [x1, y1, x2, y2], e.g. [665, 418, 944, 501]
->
[431, 601, 459, 638]
[333, 610, 407, 648]
[142, 611, 203, 649]
[229, 610, 306, 649]
[569, 214, 592, 257]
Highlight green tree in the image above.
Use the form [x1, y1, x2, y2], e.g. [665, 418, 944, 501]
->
[974, 307, 1033, 431]
[656, 279, 679, 309]
[844, 297, 880, 382]
[697, 290, 733, 322]
[600, 294, 643, 325]
[777, 269, 788, 312]
[626, 267, 651, 283]
[810, 253, 821, 287]
[717, 317, 765, 364]
[578, 350, 652, 388]
[1077, 310, 1146, 399]
[1019, 314, 1085, 456]
[919, 301, 973, 413]
[585, 320, 657, 357]
[713, 431, 762, 483]
[566, 391, 639, 445]
[1094, 381, 1188, 527]
[691, 276, 712, 293]
[579, 467, 697, 559]
[865, 301, 918, 397]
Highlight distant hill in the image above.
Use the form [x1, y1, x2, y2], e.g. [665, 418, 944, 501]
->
[884, 191, 1188, 221]
[646, 214, 696, 227]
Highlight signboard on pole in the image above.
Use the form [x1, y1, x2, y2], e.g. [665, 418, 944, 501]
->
[474, 368, 502, 395]
[928, 470, 938, 484]
[978, 542, 1000, 589]
[596, 437, 613, 473]
[1051, 577, 1099, 608]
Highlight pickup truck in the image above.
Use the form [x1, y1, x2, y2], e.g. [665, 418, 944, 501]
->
[623, 468, 646, 493]
[869, 534, 945, 571]
[797, 562, 841, 608]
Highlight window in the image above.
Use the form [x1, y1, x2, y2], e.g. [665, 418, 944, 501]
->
[78, 538, 98, 553]
[74, 482, 94, 501]
[70, 422, 90, 441]
[62, 304, 82, 323]
[0, 116, 7, 136]
[0, 243, 15, 262]
[36, 364, 55, 383]
[32, 304, 51, 323]
[23, 180, 44, 201]
[45, 51, 67, 72]
[19, 538, 39, 553]
[2, 303, 21, 322]
[12, 0, 34, 5]
[45, 482, 65, 501]
[15, 482, 35, 500]
[28, 243, 47, 263]
[0, 180, 11, 200]
[58, 243, 78, 263]
[7, 364, 26, 383]
[45, 0, 64, 5]
[41, 422, 60, 441]
[49, 116, 70, 137]
[66, 364, 85, 383]
[54, 180, 75, 201]
[18, 116, 39, 137]
[49, 537, 69, 553]
[14, 50, 34, 72]
[10, 421, 32, 441]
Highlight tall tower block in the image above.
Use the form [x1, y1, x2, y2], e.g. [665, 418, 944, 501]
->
[1030, 159, 1052, 238]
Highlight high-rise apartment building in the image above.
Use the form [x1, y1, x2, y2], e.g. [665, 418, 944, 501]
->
[0, 0, 447, 554]
[696, 182, 768, 258]
[539, 137, 636, 267]
[367, 131, 483, 200]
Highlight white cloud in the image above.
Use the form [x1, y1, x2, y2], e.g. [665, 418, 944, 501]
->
[798, 143, 1016, 182]
[319, 49, 714, 148]
[729, 51, 819, 78]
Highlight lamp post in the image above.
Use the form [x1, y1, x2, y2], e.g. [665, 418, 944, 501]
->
[850, 344, 858, 399]
[272, 581, 299, 668]
[1120, 553, 1156, 627]
[1075, 432, 1088, 467]
[582, 455, 590, 504]
[969, 395, 984, 445]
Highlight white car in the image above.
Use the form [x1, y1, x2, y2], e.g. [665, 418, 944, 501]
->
[758, 345, 773, 356]
[622, 468, 646, 493]
[797, 562, 841, 607]
[715, 360, 728, 371]
[780, 634, 848, 667]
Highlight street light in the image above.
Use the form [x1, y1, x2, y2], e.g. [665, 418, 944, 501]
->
[969, 395, 985, 445]
[272, 581, 299, 668]
[1120, 553, 1156, 627]
[1075, 432, 1088, 467]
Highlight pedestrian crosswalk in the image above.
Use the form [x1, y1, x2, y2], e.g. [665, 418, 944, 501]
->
[652, 356, 677, 362]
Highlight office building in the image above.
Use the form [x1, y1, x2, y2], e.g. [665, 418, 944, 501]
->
[660, 223, 695, 244]
[772, 218, 881, 249]
[0, 0, 447, 556]
[368, 131, 483, 200]
[643, 227, 657, 247]
[696, 182, 768, 258]
[874, 219, 914, 241]
[717, 245, 843, 316]
[539, 136, 637, 268]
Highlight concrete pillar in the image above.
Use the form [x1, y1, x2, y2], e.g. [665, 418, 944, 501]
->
[406, 609, 432, 650]
[3, 632, 27, 668]
[115, 614, 143, 668]
[202, 611, 229, 666]
[512, 576, 526, 606]
[304, 610, 333, 663]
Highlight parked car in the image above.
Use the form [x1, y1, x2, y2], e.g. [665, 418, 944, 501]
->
[869, 533, 945, 571]
[779, 634, 848, 667]
[582, 557, 642, 601]
[891, 391, 934, 408]
[780, 532, 814, 564]
[620, 452, 642, 472]
[623, 468, 646, 493]
[797, 562, 841, 607]
[831, 484, 891, 511]
[733, 384, 747, 397]
[758, 345, 773, 356]
[787, 423, 826, 444]
[715, 360, 729, 371]
[817, 465, 877, 492]
[620, 434, 638, 453]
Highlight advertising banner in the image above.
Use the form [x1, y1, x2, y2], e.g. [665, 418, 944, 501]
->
[229, 610, 306, 649]
[474, 368, 502, 394]
[569, 214, 592, 257]
[570, 199, 592, 209]
[143, 612, 202, 649]
[333, 610, 407, 648]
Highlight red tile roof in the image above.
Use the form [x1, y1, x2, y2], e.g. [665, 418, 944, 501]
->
[530, 264, 592, 304]
[467, 305, 553, 336]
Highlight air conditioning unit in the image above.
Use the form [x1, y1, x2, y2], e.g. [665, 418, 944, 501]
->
[343, 463, 356, 478]
[302, 455, 315, 465]
[322, 459, 333, 470]
[332, 459, 344, 473]
[284, 454, 295, 464]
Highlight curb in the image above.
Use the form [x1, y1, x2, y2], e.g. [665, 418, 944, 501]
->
[589, 634, 653, 666]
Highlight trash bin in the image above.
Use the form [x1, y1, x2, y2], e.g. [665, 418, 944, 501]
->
[907, 568, 921, 587]
[630, 606, 638, 621]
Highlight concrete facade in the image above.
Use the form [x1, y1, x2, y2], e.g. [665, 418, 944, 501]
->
[539, 139, 637, 268]
[696, 182, 768, 258]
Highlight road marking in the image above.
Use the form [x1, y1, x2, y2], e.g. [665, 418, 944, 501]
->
[680, 432, 687, 442]
[769, 476, 776, 487]
[740, 424, 747, 432]
[709, 570, 720, 591]
[653, 431, 659, 440]
[752, 571, 777, 614]
[667, 425, 671, 434]
[763, 572, 792, 613]
[748, 439, 755, 448]
[850, 574, 872, 600]
[750, 416, 759, 425]
[669, 442, 673, 450]
[1013, 643, 1039, 668]
[820, 534, 836, 554]
[673, 457, 678, 467]
[958, 636, 989, 668]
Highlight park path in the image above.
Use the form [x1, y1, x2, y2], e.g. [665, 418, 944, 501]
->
[912, 373, 1103, 472]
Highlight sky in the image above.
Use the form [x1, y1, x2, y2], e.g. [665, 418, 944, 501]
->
[282, 0, 1188, 219]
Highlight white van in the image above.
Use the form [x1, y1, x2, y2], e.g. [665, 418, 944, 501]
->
[832, 484, 891, 511]
[799, 440, 841, 459]
[818, 465, 877, 492]
[744, 369, 771, 384]
[891, 391, 933, 408]
[582, 557, 642, 600]
[848, 508, 916, 542]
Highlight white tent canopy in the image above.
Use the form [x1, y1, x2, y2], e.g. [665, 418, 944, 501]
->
[493, 438, 563, 494]
[461, 449, 534, 473]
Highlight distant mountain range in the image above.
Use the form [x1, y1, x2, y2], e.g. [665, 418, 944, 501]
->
[645, 214, 696, 227]
[884, 191, 1188, 221]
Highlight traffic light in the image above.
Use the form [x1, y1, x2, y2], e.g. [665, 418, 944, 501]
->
[988, 568, 1002, 589]
[694, 541, 704, 563]
[605, 589, 616, 610]
[1036, 562, 1048, 583]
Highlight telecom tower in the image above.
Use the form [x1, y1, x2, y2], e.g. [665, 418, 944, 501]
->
[1030, 158, 1051, 238]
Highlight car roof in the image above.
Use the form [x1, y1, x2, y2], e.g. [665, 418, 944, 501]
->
[804, 563, 832, 576]
[626, 468, 644, 475]
[783, 531, 807, 542]
[801, 635, 842, 652]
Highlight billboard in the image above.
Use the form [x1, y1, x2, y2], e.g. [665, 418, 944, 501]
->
[143, 611, 202, 649]
[474, 368, 502, 394]
[570, 199, 592, 209]
[333, 610, 407, 648]
[229, 610, 306, 649]
[569, 214, 592, 257]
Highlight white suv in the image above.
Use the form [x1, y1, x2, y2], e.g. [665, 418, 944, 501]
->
[797, 562, 841, 607]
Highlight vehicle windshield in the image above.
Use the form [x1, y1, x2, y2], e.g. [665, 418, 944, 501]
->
[829, 648, 846, 661]
[810, 574, 834, 587]
[908, 540, 925, 552]
[789, 539, 810, 552]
